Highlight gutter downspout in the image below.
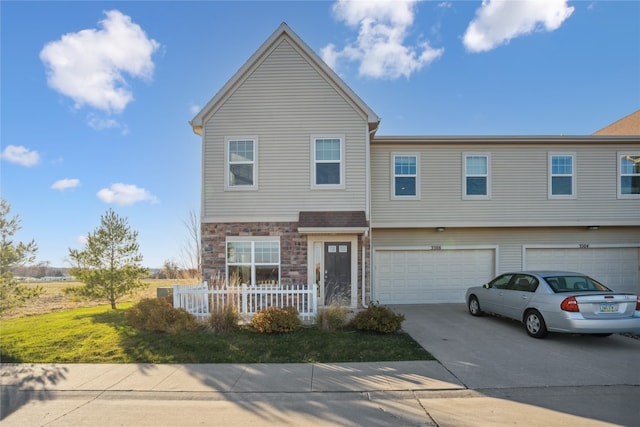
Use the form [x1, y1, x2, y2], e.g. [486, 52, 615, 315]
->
[362, 122, 379, 308]
[362, 229, 367, 308]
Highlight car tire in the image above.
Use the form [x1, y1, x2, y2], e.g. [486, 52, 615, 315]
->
[468, 296, 482, 316]
[524, 310, 548, 338]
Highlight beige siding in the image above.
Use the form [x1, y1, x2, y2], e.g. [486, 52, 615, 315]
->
[202, 39, 369, 221]
[371, 142, 640, 227]
[372, 226, 640, 275]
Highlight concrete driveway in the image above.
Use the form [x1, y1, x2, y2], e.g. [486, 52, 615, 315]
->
[392, 304, 640, 390]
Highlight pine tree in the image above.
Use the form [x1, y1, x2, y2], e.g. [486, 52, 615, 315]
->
[68, 209, 148, 309]
[0, 199, 41, 314]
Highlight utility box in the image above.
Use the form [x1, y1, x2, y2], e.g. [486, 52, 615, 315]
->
[156, 287, 172, 299]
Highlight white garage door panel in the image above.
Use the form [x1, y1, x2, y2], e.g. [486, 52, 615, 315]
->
[526, 247, 639, 294]
[375, 249, 494, 304]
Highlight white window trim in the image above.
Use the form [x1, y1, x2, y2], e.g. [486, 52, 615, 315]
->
[306, 234, 359, 309]
[310, 135, 345, 190]
[617, 151, 640, 199]
[462, 153, 491, 200]
[391, 152, 420, 200]
[548, 152, 577, 199]
[226, 236, 280, 286]
[225, 136, 258, 191]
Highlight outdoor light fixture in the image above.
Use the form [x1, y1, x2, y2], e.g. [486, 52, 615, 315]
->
[436, 227, 446, 232]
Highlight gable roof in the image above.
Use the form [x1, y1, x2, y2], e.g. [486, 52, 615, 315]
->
[593, 110, 640, 135]
[190, 22, 380, 136]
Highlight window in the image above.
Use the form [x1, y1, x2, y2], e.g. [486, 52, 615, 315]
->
[463, 153, 490, 199]
[549, 153, 576, 198]
[312, 137, 344, 188]
[489, 274, 513, 290]
[227, 239, 280, 286]
[392, 154, 419, 198]
[508, 274, 539, 292]
[226, 138, 257, 189]
[618, 153, 640, 198]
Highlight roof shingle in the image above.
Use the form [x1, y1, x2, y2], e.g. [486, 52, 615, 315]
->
[298, 211, 368, 229]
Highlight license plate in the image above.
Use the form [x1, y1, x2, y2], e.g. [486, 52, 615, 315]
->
[600, 303, 617, 313]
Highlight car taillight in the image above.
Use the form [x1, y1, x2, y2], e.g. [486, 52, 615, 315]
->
[636, 296, 640, 311]
[561, 296, 579, 312]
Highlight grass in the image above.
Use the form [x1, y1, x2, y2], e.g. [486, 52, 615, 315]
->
[0, 304, 434, 363]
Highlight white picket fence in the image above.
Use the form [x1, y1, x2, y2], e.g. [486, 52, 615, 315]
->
[173, 282, 318, 322]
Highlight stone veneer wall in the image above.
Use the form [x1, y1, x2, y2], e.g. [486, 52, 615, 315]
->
[201, 221, 371, 307]
[201, 222, 307, 285]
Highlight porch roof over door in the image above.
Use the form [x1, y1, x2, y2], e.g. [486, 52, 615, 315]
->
[298, 211, 368, 234]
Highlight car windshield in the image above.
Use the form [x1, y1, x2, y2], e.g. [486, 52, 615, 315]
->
[543, 275, 612, 293]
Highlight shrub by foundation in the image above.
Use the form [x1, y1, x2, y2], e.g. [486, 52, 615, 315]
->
[349, 304, 405, 334]
[316, 305, 349, 331]
[252, 306, 301, 334]
[207, 304, 241, 333]
[126, 298, 198, 334]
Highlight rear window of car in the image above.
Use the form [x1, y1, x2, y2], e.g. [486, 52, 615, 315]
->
[544, 275, 612, 293]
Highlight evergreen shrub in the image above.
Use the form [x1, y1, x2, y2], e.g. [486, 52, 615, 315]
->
[349, 304, 405, 334]
[126, 298, 198, 334]
[252, 306, 301, 334]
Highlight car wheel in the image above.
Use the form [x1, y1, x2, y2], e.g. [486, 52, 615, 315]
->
[468, 296, 482, 316]
[524, 310, 548, 338]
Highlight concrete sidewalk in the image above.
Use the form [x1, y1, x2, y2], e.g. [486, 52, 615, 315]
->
[0, 361, 463, 394]
[2, 362, 635, 426]
[2, 361, 464, 426]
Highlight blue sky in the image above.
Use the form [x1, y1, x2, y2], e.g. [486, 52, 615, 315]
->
[1, 1, 639, 269]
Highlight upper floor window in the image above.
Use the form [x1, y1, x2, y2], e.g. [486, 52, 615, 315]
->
[548, 153, 576, 199]
[392, 153, 419, 199]
[312, 136, 344, 188]
[618, 152, 640, 198]
[463, 153, 490, 199]
[226, 138, 257, 190]
[227, 238, 280, 286]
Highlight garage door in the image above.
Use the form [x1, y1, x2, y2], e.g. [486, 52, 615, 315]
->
[374, 248, 495, 304]
[525, 247, 640, 294]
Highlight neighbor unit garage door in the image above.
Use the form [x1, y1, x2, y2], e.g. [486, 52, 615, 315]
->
[525, 246, 640, 294]
[374, 248, 495, 304]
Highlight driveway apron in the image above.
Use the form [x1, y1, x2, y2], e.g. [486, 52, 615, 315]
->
[392, 304, 640, 389]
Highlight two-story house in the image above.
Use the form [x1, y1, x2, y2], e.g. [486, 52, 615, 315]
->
[191, 23, 640, 308]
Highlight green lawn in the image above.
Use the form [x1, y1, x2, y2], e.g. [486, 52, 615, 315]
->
[0, 304, 434, 363]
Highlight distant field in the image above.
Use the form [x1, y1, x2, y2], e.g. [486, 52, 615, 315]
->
[4, 278, 197, 319]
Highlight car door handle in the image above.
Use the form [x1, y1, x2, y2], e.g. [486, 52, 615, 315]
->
[521, 295, 528, 300]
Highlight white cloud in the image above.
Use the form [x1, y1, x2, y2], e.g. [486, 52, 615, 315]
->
[322, 0, 443, 79]
[40, 10, 160, 114]
[51, 178, 80, 191]
[189, 103, 201, 115]
[87, 113, 130, 135]
[463, 0, 575, 53]
[77, 235, 88, 245]
[87, 114, 120, 130]
[97, 183, 159, 206]
[1, 145, 41, 167]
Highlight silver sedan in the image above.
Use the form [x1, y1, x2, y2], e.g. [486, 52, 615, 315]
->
[465, 271, 640, 338]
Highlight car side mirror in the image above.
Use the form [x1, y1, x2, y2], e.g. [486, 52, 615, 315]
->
[483, 283, 491, 289]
